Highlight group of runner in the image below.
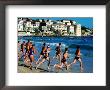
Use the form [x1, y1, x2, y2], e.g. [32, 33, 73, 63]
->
[18, 40, 83, 71]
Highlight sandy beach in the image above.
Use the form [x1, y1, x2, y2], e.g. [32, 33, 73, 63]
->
[18, 60, 72, 73]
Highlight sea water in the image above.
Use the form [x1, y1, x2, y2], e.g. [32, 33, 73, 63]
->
[18, 36, 93, 73]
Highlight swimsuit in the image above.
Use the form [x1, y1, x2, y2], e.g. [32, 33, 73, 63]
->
[75, 49, 80, 60]
[40, 46, 46, 55]
[61, 58, 66, 63]
[29, 47, 34, 55]
[43, 49, 50, 59]
[43, 52, 48, 59]
[74, 56, 80, 60]
[56, 46, 61, 55]
[20, 44, 24, 52]
[61, 55, 66, 63]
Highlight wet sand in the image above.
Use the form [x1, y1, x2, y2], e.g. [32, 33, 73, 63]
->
[18, 60, 72, 73]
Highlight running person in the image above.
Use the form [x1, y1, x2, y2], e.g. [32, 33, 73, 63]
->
[28, 42, 37, 70]
[19, 41, 26, 60]
[54, 48, 69, 70]
[55, 43, 62, 64]
[20, 41, 26, 53]
[18, 41, 21, 60]
[69, 46, 83, 71]
[36, 43, 47, 64]
[25, 40, 30, 55]
[36, 45, 51, 70]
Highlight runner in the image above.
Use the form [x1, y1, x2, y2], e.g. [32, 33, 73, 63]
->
[69, 46, 83, 72]
[18, 41, 21, 61]
[25, 40, 30, 54]
[36, 45, 51, 70]
[54, 48, 69, 70]
[20, 41, 26, 53]
[36, 43, 47, 64]
[55, 43, 62, 64]
[28, 42, 37, 70]
[19, 41, 26, 61]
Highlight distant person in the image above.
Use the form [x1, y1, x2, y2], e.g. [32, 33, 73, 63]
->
[36, 43, 47, 64]
[54, 48, 69, 70]
[36, 45, 51, 70]
[55, 43, 62, 64]
[69, 46, 83, 72]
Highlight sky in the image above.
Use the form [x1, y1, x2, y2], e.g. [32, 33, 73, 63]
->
[29, 17, 93, 29]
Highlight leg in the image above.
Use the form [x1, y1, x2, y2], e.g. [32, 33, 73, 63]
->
[54, 63, 63, 69]
[36, 58, 46, 69]
[67, 58, 77, 68]
[47, 57, 51, 69]
[29, 55, 34, 70]
[63, 62, 69, 70]
[36, 55, 42, 64]
[58, 54, 61, 65]
[70, 58, 77, 65]
[78, 58, 83, 71]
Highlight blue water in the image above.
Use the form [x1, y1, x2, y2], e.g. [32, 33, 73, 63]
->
[18, 36, 93, 73]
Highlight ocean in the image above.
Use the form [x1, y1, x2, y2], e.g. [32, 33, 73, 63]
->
[18, 36, 93, 73]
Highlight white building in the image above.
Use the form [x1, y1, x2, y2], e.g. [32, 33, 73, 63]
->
[69, 25, 74, 34]
[42, 26, 47, 31]
[52, 23, 67, 30]
[63, 20, 70, 23]
[75, 24, 81, 36]
[17, 20, 24, 31]
[25, 21, 34, 32]
[52, 23, 67, 35]
[35, 22, 40, 27]
[66, 22, 71, 26]
[46, 20, 53, 26]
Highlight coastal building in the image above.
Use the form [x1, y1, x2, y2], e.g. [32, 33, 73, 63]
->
[66, 22, 71, 26]
[46, 20, 53, 31]
[25, 21, 33, 32]
[62, 20, 70, 23]
[17, 18, 92, 36]
[52, 23, 67, 35]
[35, 22, 40, 27]
[69, 25, 74, 35]
[18, 20, 24, 31]
[75, 24, 81, 36]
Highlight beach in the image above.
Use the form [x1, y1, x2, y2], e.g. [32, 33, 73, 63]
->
[18, 36, 93, 73]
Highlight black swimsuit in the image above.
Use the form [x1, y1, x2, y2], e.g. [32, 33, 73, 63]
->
[61, 57, 66, 63]
[29, 47, 34, 56]
[56, 46, 61, 55]
[20, 44, 24, 52]
[74, 56, 80, 60]
[40, 46, 46, 55]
